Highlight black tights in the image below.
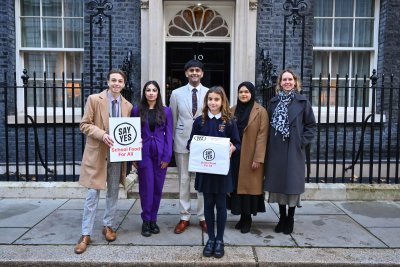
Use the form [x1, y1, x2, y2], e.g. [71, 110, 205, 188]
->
[204, 193, 227, 241]
[278, 204, 296, 218]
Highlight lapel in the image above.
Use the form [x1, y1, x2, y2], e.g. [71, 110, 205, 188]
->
[288, 94, 305, 124]
[245, 103, 259, 131]
[196, 85, 207, 116]
[120, 96, 130, 117]
[99, 90, 109, 130]
[184, 84, 193, 116]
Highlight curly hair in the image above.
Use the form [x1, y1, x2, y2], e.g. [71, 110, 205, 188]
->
[200, 86, 232, 125]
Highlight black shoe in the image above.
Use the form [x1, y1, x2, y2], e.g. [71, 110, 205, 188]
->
[214, 240, 224, 258]
[203, 239, 215, 257]
[150, 222, 160, 234]
[240, 215, 252, 234]
[283, 217, 294, 235]
[274, 216, 286, 233]
[235, 215, 245, 230]
[141, 221, 151, 237]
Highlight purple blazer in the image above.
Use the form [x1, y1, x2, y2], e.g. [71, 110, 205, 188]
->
[131, 106, 173, 166]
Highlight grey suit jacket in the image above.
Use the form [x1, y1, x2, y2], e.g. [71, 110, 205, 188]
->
[169, 84, 209, 153]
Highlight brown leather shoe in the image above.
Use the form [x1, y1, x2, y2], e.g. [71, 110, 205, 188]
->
[174, 220, 190, 234]
[102, 226, 117, 242]
[74, 235, 90, 254]
[199, 220, 207, 232]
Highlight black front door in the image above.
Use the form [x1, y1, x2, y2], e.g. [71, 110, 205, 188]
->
[165, 42, 231, 105]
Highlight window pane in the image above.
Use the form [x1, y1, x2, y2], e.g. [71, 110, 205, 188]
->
[334, 19, 353, 46]
[43, 18, 62, 47]
[355, 19, 373, 47]
[45, 52, 63, 78]
[311, 79, 329, 107]
[66, 52, 83, 79]
[314, 19, 332, 46]
[64, 0, 83, 17]
[66, 81, 81, 107]
[46, 81, 64, 107]
[331, 51, 350, 76]
[64, 19, 83, 48]
[27, 80, 45, 106]
[350, 82, 369, 107]
[314, 0, 333, 17]
[21, 18, 41, 47]
[42, 0, 62, 16]
[21, 0, 40, 16]
[313, 51, 329, 77]
[356, 0, 374, 17]
[352, 51, 371, 76]
[335, 0, 354, 17]
[24, 52, 44, 77]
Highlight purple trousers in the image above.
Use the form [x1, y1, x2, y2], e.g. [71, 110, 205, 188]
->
[138, 140, 167, 222]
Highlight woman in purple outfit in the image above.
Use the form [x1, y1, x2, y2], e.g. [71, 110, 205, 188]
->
[131, 81, 173, 237]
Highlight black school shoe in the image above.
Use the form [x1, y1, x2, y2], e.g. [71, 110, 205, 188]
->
[141, 221, 151, 237]
[150, 222, 160, 234]
[214, 240, 224, 258]
[203, 239, 215, 257]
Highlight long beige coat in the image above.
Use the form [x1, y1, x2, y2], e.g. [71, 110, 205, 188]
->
[79, 90, 133, 190]
[231, 102, 269, 195]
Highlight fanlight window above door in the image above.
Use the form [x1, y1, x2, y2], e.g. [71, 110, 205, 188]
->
[167, 5, 230, 37]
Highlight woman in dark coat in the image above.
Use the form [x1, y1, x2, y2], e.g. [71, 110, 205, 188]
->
[228, 81, 268, 233]
[264, 69, 316, 235]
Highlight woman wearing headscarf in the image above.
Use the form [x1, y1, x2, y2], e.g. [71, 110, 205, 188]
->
[228, 81, 269, 233]
[264, 69, 316, 235]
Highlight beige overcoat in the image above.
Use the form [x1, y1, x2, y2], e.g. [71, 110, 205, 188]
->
[231, 102, 269, 195]
[79, 89, 133, 190]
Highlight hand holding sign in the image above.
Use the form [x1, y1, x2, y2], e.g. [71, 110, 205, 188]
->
[102, 133, 115, 147]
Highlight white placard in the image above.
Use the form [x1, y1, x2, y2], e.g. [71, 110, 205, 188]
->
[109, 117, 142, 162]
[188, 135, 230, 175]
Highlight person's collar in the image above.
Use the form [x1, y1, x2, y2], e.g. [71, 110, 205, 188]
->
[208, 111, 221, 119]
[107, 90, 121, 102]
[188, 84, 202, 91]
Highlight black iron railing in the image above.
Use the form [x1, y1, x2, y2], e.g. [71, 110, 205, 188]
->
[0, 70, 399, 183]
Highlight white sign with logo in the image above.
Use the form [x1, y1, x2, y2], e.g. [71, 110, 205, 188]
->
[109, 117, 142, 162]
[188, 135, 230, 175]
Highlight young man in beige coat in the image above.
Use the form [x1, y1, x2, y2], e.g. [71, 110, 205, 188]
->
[74, 69, 133, 254]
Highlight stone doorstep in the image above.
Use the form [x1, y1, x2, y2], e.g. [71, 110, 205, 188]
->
[0, 178, 400, 200]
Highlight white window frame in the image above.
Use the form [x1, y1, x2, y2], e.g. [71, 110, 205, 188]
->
[312, 0, 381, 123]
[14, 0, 84, 123]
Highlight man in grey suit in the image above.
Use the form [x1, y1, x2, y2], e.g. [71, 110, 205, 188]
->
[169, 59, 208, 234]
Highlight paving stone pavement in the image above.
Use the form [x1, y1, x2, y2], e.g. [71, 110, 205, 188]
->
[0, 198, 399, 266]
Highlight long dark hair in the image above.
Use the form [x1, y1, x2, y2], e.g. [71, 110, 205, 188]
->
[139, 81, 166, 125]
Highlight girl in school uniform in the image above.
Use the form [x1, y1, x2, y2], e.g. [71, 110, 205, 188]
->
[187, 86, 241, 258]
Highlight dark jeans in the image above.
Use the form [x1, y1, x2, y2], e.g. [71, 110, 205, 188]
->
[203, 192, 227, 241]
